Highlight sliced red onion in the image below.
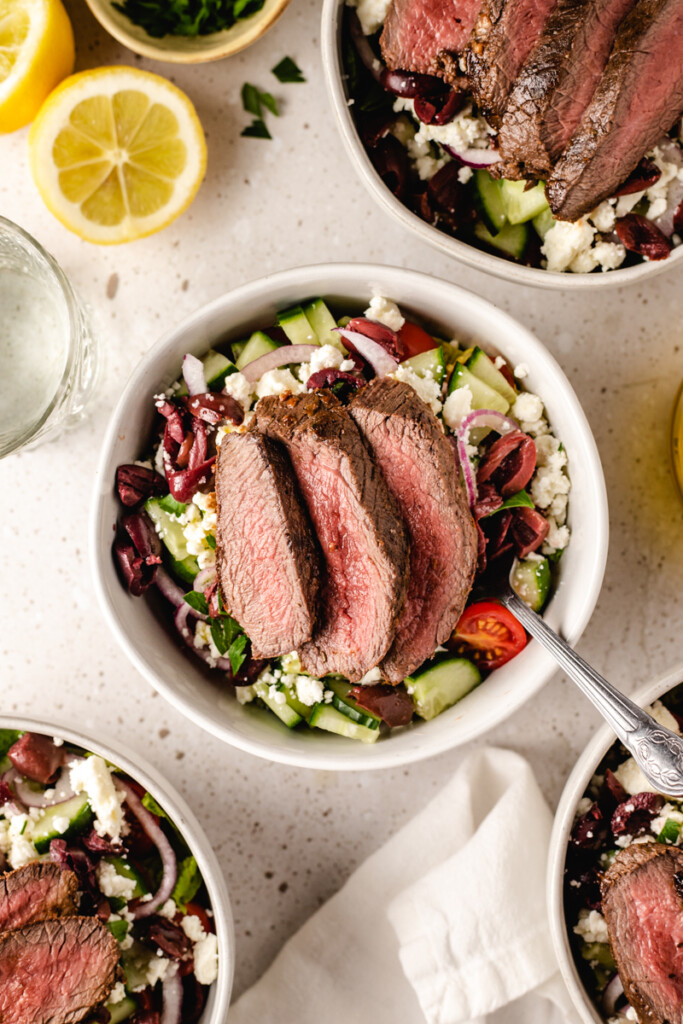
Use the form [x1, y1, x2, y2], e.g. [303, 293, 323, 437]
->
[442, 144, 501, 169]
[115, 778, 177, 919]
[155, 567, 188, 609]
[654, 177, 683, 237]
[603, 974, 624, 1016]
[6, 767, 74, 808]
[456, 410, 519, 508]
[348, 9, 382, 82]
[182, 354, 207, 397]
[194, 566, 217, 592]
[240, 345, 321, 384]
[654, 135, 683, 169]
[174, 603, 232, 671]
[161, 965, 183, 1024]
[335, 327, 398, 377]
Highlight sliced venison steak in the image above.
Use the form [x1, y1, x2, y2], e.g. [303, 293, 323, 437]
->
[0, 863, 78, 933]
[601, 843, 683, 1024]
[215, 431, 320, 659]
[547, 0, 683, 221]
[255, 390, 410, 682]
[349, 378, 477, 682]
[465, 0, 559, 126]
[497, 0, 637, 178]
[380, 0, 482, 80]
[0, 917, 119, 1024]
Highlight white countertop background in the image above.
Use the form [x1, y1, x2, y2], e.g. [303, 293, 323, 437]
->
[2, 0, 683, 1005]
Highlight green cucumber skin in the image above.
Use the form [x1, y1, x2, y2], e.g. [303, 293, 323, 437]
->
[309, 704, 380, 743]
[407, 656, 482, 721]
[235, 331, 282, 372]
[33, 794, 94, 854]
[511, 558, 551, 612]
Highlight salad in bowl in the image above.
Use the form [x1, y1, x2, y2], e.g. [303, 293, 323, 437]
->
[0, 722, 230, 1024]
[112, 292, 571, 745]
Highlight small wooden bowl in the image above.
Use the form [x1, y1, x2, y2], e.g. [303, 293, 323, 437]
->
[84, 0, 290, 63]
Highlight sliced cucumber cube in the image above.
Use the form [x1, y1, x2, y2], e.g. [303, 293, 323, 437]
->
[102, 856, 149, 899]
[474, 220, 528, 260]
[277, 305, 319, 346]
[231, 340, 247, 361]
[176, 349, 235, 396]
[465, 346, 516, 404]
[580, 942, 615, 969]
[33, 793, 93, 854]
[500, 179, 549, 225]
[511, 557, 551, 612]
[308, 704, 380, 743]
[407, 656, 481, 721]
[447, 363, 509, 413]
[532, 206, 556, 240]
[473, 170, 507, 234]
[165, 552, 199, 585]
[399, 345, 446, 384]
[328, 681, 381, 729]
[235, 331, 282, 372]
[254, 680, 303, 728]
[303, 298, 342, 349]
[144, 498, 197, 573]
[106, 996, 138, 1024]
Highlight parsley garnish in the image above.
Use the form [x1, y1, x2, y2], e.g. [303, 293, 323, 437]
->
[183, 591, 209, 615]
[272, 56, 305, 83]
[241, 118, 272, 140]
[112, 0, 266, 38]
[158, 494, 187, 517]
[209, 615, 242, 656]
[241, 82, 279, 118]
[228, 632, 248, 675]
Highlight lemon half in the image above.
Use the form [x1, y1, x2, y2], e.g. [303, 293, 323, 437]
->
[0, 0, 74, 133]
[29, 66, 207, 244]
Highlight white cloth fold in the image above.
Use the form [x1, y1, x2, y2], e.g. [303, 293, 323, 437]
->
[229, 747, 578, 1024]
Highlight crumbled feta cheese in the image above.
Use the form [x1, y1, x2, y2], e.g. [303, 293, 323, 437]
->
[589, 201, 617, 233]
[613, 757, 658, 796]
[255, 368, 304, 399]
[7, 814, 37, 869]
[346, 0, 392, 35]
[97, 861, 136, 900]
[442, 385, 473, 432]
[573, 909, 609, 944]
[513, 363, 529, 379]
[194, 933, 219, 985]
[222, 371, 253, 413]
[542, 217, 626, 274]
[394, 98, 494, 157]
[390, 364, 442, 416]
[194, 621, 223, 666]
[268, 684, 287, 706]
[70, 756, 125, 840]
[52, 737, 64, 747]
[158, 899, 177, 920]
[543, 517, 570, 553]
[181, 914, 206, 943]
[512, 392, 544, 423]
[146, 956, 171, 988]
[51, 816, 70, 836]
[357, 666, 383, 685]
[109, 981, 127, 1005]
[340, 358, 355, 372]
[650, 699, 680, 733]
[531, 464, 570, 510]
[576, 797, 593, 817]
[458, 165, 473, 184]
[235, 685, 255, 705]
[364, 296, 405, 333]
[295, 676, 324, 707]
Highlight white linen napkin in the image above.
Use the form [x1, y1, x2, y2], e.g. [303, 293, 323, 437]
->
[228, 747, 577, 1024]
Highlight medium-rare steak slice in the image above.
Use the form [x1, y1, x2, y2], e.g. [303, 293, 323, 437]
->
[215, 431, 320, 659]
[255, 390, 409, 682]
[0, 917, 119, 1024]
[0, 863, 78, 932]
[497, 0, 637, 178]
[349, 378, 477, 682]
[380, 0, 482, 81]
[547, 0, 683, 221]
[601, 843, 683, 1024]
[465, 0, 559, 126]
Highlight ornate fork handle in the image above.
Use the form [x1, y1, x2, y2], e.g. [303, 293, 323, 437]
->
[501, 587, 683, 797]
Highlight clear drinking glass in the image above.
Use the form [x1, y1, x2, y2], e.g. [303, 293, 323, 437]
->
[0, 217, 98, 458]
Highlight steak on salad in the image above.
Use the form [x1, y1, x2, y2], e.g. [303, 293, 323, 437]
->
[380, 0, 481, 80]
[0, 863, 78, 932]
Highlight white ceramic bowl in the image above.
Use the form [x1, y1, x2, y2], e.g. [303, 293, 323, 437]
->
[0, 714, 234, 1023]
[320, 0, 683, 290]
[547, 662, 683, 1024]
[91, 262, 608, 771]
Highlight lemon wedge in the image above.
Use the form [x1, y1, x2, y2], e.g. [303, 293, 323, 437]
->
[0, 0, 74, 133]
[28, 66, 207, 244]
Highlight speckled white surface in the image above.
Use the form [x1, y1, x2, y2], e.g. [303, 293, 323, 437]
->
[2, 0, 683, 1005]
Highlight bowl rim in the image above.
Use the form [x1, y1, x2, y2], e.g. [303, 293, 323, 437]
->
[319, 0, 683, 291]
[0, 713, 235, 1023]
[91, 261, 609, 771]
[83, 0, 290, 63]
[546, 661, 683, 1024]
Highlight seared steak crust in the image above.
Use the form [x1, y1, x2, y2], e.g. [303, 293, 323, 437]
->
[255, 390, 410, 682]
[497, 0, 637, 178]
[602, 843, 683, 1024]
[0, 917, 119, 1024]
[0, 863, 78, 933]
[465, 0, 558, 126]
[547, 0, 683, 221]
[349, 378, 477, 682]
[215, 431, 321, 659]
[380, 0, 481, 80]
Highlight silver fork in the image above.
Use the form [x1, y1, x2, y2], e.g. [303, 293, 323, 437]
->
[498, 574, 683, 797]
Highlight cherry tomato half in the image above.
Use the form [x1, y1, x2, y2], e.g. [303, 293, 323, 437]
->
[398, 320, 437, 358]
[185, 900, 213, 934]
[449, 600, 527, 671]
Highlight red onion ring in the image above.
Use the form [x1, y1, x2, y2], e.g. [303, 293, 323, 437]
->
[442, 144, 501, 169]
[193, 566, 217, 593]
[348, 9, 383, 82]
[182, 354, 207, 397]
[456, 409, 519, 507]
[5, 767, 75, 808]
[240, 344, 321, 383]
[115, 778, 177, 919]
[161, 965, 183, 1024]
[602, 974, 624, 1016]
[174, 604, 232, 672]
[335, 327, 398, 377]
[156, 568, 207, 621]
